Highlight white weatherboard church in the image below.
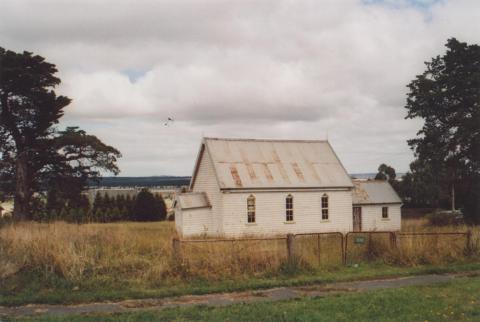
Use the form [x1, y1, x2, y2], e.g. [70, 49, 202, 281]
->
[175, 138, 402, 238]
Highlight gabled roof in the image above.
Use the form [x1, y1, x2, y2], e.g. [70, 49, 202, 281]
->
[352, 180, 402, 205]
[177, 192, 211, 210]
[192, 137, 353, 190]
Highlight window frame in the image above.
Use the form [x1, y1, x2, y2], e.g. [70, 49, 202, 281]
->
[382, 206, 389, 219]
[247, 195, 256, 223]
[321, 193, 329, 221]
[285, 194, 294, 222]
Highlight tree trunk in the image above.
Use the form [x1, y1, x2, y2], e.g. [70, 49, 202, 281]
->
[451, 184, 455, 212]
[13, 151, 30, 221]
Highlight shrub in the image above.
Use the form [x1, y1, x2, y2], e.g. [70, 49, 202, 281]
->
[426, 212, 463, 226]
[132, 189, 166, 221]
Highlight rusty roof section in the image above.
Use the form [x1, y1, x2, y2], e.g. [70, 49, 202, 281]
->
[177, 192, 211, 210]
[202, 137, 353, 190]
[352, 180, 402, 205]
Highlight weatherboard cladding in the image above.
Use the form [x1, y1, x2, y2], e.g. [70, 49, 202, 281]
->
[203, 138, 353, 190]
[361, 204, 401, 231]
[352, 180, 402, 205]
[190, 147, 223, 234]
[222, 190, 353, 237]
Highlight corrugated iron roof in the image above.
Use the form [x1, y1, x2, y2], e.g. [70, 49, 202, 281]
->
[177, 192, 211, 210]
[352, 180, 402, 204]
[202, 137, 353, 190]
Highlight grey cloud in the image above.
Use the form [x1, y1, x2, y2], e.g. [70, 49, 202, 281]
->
[1, 0, 479, 175]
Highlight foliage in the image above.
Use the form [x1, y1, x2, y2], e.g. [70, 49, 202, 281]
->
[404, 38, 480, 222]
[132, 189, 167, 221]
[374, 163, 401, 196]
[0, 47, 121, 220]
[37, 190, 170, 223]
[397, 159, 449, 208]
[90, 176, 191, 188]
[426, 212, 463, 227]
[375, 163, 396, 182]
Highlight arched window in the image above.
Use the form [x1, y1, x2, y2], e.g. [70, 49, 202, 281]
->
[321, 194, 329, 220]
[286, 194, 294, 221]
[247, 195, 256, 223]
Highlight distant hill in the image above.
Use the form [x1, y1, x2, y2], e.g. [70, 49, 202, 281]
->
[350, 173, 378, 180]
[90, 176, 191, 188]
[350, 173, 406, 180]
[91, 173, 405, 188]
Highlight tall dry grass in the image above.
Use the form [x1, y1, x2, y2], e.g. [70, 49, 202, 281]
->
[179, 238, 289, 279]
[0, 219, 479, 284]
[345, 218, 480, 265]
[0, 222, 176, 283]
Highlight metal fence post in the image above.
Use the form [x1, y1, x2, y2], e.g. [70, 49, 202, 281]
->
[172, 238, 182, 263]
[287, 234, 295, 263]
[343, 233, 348, 265]
[317, 234, 321, 265]
[394, 232, 401, 250]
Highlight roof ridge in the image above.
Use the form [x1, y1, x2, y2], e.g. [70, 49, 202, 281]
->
[203, 137, 328, 143]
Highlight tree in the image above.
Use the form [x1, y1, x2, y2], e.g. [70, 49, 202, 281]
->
[111, 206, 121, 222]
[92, 192, 104, 213]
[46, 188, 63, 214]
[119, 206, 129, 221]
[132, 189, 166, 221]
[397, 159, 447, 208]
[93, 208, 104, 222]
[154, 193, 167, 221]
[405, 38, 480, 222]
[375, 164, 397, 182]
[0, 48, 121, 220]
[125, 194, 134, 219]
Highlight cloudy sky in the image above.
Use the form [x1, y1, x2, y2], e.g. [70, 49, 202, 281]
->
[1, 0, 479, 176]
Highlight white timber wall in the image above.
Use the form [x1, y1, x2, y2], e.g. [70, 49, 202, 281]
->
[189, 147, 223, 235]
[178, 208, 214, 237]
[175, 204, 183, 233]
[221, 190, 353, 237]
[360, 204, 401, 232]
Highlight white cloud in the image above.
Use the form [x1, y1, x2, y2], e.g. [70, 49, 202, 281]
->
[1, 0, 479, 175]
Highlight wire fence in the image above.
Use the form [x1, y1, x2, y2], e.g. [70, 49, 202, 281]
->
[173, 230, 475, 270]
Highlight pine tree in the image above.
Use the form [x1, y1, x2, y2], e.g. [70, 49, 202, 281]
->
[125, 195, 134, 220]
[116, 195, 125, 210]
[58, 208, 68, 221]
[405, 38, 480, 222]
[103, 193, 112, 210]
[93, 192, 104, 213]
[93, 208, 104, 223]
[104, 207, 114, 223]
[132, 189, 167, 221]
[119, 206, 129, 221]
[111, 207, 120, 222]
[154, 193, 167, 221]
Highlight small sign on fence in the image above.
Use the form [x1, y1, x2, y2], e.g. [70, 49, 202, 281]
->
[354, 236, 366, 244]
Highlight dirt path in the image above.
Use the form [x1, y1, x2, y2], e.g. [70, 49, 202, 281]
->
[1, 271, 478, 319]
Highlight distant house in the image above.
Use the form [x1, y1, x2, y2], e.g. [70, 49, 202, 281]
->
[175, 137, 401, 238]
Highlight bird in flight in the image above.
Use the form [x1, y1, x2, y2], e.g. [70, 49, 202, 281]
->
[164, 117, 174, 126]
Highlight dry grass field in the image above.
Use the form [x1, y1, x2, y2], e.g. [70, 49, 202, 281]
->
[0, 222, 176, 282]
[1, 217, 480, 306]
[1, 218, 479, 284]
